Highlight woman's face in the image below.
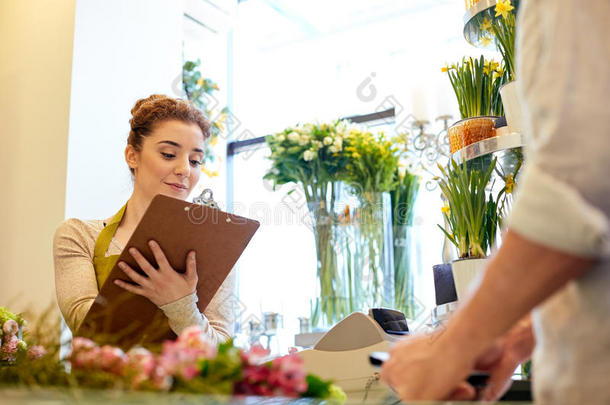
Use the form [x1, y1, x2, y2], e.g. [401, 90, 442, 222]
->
[126, 120, 205, 201]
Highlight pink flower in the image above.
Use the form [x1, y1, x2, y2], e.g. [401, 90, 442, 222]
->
[99, 345, 126, 375]
[1, 335, 19, 361]
[2, 319, 19, 337]
[243, 364, 270, 384]
[27, 345, 47, 360]
[71, 337, 97, 353]
[70, 337, 101, 370]
[241, 344, 270, 366]
[151, 364, 173, 391]
[125, 347, 156, 383]
[158, 333, 216, 382]
[175, 326, 217, 357]
[268, 354, 307, 396]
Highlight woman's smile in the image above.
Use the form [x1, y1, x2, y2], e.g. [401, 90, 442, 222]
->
[165, 182, 188, 193]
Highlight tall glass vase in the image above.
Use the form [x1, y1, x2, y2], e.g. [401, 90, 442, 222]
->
[345, 191, 394, 312]
[393, 224, 417, 318]
[307, 182, 350, 328]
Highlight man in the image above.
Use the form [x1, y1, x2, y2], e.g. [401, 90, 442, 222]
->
[381, 1, 610, 403]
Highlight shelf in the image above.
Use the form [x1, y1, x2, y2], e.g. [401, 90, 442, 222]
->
[463, 0, 498, 49]
[452, 131, 524, 164]
[462, 0, 520, 49]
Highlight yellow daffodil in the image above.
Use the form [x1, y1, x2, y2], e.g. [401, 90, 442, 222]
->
[480, 34, 493, 48]
[490, 60, 500, 71]
[210, 136, 218, 147]
[441, 205, 450, 214]
[493, 65, 505, 79]
[196, 77, 204, 87]
[213, 84, 220, 90]
[479, 16, 492, 32]
[505, 174, 515, 194]
[495, 0, 514, 20]
[441, 66, 449, 72]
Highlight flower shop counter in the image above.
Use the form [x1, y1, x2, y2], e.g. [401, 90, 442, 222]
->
[0, 387, 532, 405]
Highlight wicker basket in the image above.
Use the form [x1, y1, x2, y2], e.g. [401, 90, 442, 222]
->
[448, 116, 500, 154]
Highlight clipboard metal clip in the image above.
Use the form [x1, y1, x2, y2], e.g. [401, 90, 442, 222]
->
[193, 188, 219, 209]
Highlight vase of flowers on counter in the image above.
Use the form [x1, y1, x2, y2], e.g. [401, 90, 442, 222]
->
[264, 120, 353, 327]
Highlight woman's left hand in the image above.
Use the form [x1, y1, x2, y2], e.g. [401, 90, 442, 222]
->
[114, 240, 198, 307]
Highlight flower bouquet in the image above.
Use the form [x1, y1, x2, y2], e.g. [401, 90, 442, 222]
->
[0, 307, 345, 401]
[264, 120, 353, 327]
[341, 129, 402, 311]
[0, 307, 45, 364]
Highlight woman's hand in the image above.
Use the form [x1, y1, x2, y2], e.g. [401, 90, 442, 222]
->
[114, 240, 198, 307]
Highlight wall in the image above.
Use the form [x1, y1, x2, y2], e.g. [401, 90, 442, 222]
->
[0, 0, 76, 312]
[66, 0, 183, 220]
[0, 0, 184, 314]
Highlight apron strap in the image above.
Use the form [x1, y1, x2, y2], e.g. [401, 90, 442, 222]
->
[94, 204, 127, 259]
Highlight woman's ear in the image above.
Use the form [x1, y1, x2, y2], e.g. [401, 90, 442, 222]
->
[125, 145, 139, 171]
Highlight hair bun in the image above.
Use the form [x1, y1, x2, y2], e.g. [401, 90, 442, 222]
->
[130, 94, 167, 116]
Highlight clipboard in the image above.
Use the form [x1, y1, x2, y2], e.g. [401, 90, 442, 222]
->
[77, 191, 260, 349]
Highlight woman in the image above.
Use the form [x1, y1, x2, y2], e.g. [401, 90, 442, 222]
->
[53, 94, 233, 345]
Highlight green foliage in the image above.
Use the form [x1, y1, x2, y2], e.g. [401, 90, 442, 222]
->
[390, 169, 420, 227]
[182, 59, 228, 165]
[0, 307, 25, 327]
[302, 374, 346, 401]
[444, 56, 507, 119]
[492, 1, 517, 81]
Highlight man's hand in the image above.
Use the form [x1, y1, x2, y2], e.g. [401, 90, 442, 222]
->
[476, 314, 535, 401]
[380, 332, 477, 401]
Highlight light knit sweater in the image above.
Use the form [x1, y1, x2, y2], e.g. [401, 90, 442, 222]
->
[53, 218, 234, 346]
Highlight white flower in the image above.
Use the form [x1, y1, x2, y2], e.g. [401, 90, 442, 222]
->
[287, 132, 300, 142]
[336, 121, 348, 132]
[329, 145, 340, 153]
[323, 136, 333, 146]
[303, 150, 316, 161]
[298, 135, 310, 146]
[333, 137, 343, 149]
[312, 140, 323, 149]
[276, 134, 286, 142]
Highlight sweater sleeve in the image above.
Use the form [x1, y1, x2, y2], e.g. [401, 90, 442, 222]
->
[53, 219, 99, 332]
[160, 270, 236, 345]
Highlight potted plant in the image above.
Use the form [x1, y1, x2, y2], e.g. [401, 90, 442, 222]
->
[491, 0, 522, 134]
[443, 56, 508, 154]
[436, 158, 499, 299]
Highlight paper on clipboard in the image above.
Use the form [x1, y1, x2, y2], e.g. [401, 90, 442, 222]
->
[77, 193, 260, 349]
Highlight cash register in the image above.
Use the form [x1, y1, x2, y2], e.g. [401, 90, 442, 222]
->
[299, 308, 408, 401]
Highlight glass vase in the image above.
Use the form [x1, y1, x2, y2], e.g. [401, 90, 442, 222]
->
[392, 224, 418, 319]
[341, 190, 395, 313]
[307, 182, 351, 329]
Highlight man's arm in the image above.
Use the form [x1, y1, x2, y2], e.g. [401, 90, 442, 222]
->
[437, 230, 594, 361]
[381, 230, 594, 400]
